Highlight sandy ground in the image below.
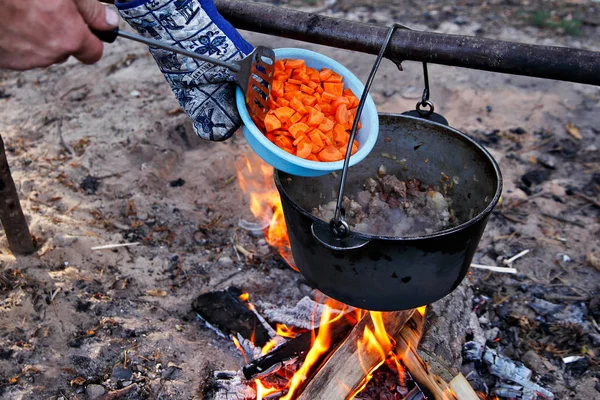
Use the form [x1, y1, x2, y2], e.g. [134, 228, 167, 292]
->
[0, 1, 599, 399]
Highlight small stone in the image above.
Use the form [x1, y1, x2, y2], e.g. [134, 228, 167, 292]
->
[80, 175, 100, 194]
[129, 90, 141, 97]
[454, 16, 467, 25]
[218, 257, 234, 267]
[510, 127, 527, 135]
[54, 234, 78, 247]
[383, 89, 396, 97]
[521, 350, 544, 371]
[257, 245, 270, 256]
[484, 327, 500, 342]
[111, 366, 133, 382]
[537, 154, 556, 169]
[85, 384, 106, 400]
[521, 169, 551, 187]
[169, 178, 185, 187]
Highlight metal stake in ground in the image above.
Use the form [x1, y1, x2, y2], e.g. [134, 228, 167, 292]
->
[0, 134, 35, 255]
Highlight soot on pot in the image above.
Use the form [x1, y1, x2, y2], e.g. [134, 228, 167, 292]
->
[312, 166, 459, 237]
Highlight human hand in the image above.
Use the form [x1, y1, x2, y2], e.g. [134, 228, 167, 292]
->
[0, 0, 119, 70]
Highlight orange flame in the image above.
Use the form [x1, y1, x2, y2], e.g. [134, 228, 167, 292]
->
[261, 339, 277, 355]
[276, 323, 301, 338]
[236, 154, 296, 270]
[239, 293, 250, 302]
[231, 336, 248, 364]
[255, 379, 280, 400]
[279, 299, 353, 400]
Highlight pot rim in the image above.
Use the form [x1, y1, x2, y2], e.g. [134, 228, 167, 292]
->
[274, 113, 503, 242]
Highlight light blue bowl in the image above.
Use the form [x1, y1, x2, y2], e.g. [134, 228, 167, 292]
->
[236, 48, 379, 177]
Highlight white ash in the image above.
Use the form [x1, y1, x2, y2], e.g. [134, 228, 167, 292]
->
[313, 171, 458, 237]
[211, 370, 255, 400]
[464, 341, 554, 400]
[258, 296, 348, 330]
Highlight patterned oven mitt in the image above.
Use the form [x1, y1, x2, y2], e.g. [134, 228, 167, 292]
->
[115, 0, 253, 141]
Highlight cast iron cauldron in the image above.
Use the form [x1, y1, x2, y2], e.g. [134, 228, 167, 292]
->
[274, 113, 502, 311]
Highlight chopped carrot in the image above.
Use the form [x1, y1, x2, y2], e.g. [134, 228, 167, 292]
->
[318, 145, 343, 162]
[284, 82, 301, 93]
[274, 135, 293, 149]
[271, 80, 284, 98]
[274, 107, 295, 123]
[283, 91, 302, 101]
[324, 73, 343, 83]
[301, 94, 317, 107]
[256, 57, 363, 162]
[307, 108, 325, 126]
[300, 84, 315, 95]
[290, 96, 307, 114]
[288, 122, 309, 139]
[296, 140, 312, 159]
[285, 59, 305, 69]
[322, 92, 338, 102]
[323, 82, 344, 96]
[335, 104, 350, 126]
[333, 123, 349, 146]
[289, 112, 302, 125]
[318, 117, 335, 132]
[277, 98, 290, 107]
[319, 68, 333, 81]
[298, 72, 311, 84]
[264, 113, 281, 132]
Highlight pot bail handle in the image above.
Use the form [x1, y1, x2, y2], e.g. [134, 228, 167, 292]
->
[312, 23, 404, 250]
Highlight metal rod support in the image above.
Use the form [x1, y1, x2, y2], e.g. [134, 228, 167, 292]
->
[213, 0, 600, 86]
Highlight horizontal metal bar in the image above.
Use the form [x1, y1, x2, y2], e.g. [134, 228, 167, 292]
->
[214, 0, 600, 86]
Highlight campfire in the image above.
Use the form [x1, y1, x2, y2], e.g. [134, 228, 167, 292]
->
[194, 153, 476, 400]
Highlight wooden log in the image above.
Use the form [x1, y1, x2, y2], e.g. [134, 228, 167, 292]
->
[394, 311, 457, 400]
[449, 373, 480, 400]
[295, 310, 414, 400]
[0, 134, 35, 255]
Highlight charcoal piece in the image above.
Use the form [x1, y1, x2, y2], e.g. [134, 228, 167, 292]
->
[521, 169, 550, 187]
[242, 317, 354, 380]
[80, 175, 100, 194]
[509, 127, 526, 135]
[169, 178, 185, 187]
[192, 287, 271, 347]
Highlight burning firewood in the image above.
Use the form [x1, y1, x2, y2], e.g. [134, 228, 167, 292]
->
[295, 310, 414, 400]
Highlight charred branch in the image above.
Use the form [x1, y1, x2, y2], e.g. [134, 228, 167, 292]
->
[0, 134, 35, 255]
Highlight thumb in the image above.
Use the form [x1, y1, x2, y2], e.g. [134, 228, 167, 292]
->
[75, 0, 120, 30]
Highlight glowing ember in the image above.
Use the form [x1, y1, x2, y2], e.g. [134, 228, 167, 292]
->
[236, 154, 296, 270]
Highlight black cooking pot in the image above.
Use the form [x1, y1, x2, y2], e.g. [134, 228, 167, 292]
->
[274, 113, 502, 311]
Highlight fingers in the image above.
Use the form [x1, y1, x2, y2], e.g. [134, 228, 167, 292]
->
[75, 0, 119, 30]
[71, 0, 120, 64]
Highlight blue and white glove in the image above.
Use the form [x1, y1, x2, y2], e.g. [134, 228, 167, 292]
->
[115, 0, 253, 141]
